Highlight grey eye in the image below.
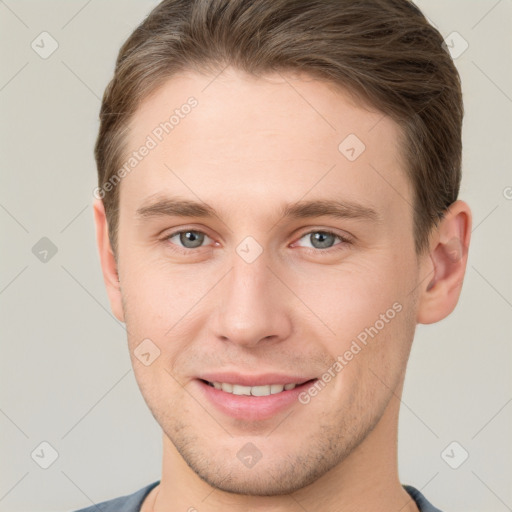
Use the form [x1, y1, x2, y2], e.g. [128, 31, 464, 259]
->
[299, 231, 339, 249]
[172, 230, 207, 249]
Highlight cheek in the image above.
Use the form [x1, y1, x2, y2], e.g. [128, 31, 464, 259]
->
[120, 254, 199, 329]
[292, 258, 408, 332]
[293, 255, 416, 387]
[120, 260, 212, 384]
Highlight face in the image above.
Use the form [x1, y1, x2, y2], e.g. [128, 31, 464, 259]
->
[111, 68, 424, 495]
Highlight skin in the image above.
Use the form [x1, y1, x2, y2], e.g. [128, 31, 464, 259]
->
[94, 67, 471, 512]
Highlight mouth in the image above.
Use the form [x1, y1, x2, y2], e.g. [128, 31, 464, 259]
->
[195, 377, 319, 421]
[198, 378, 317, 397]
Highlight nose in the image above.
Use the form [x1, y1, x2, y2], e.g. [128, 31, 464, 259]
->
[210, 251, 293, 348]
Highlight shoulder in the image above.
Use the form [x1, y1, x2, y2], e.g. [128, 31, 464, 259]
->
[403, 484, 445, 512]
[71, 480, 160, 512]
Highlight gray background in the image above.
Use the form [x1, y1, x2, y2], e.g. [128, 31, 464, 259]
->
[1, 1, 511, 511]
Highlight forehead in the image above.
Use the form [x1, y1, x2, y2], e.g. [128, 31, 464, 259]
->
[121, 67, 412, 222]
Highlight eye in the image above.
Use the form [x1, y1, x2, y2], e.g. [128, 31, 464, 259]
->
[165, 229, 213, 250]
[162, 228, 352, 255]
[294, 230, 351, 251]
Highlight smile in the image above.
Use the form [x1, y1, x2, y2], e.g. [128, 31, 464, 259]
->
[202, 380, 314, 396]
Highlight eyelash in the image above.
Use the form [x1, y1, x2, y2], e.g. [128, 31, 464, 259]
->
[161, 228, 352, 255]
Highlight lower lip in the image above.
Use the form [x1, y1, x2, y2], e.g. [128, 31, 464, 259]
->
[196, 379, 318, 421]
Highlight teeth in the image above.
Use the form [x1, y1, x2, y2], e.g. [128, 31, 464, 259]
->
[221, 383, 233, 393]
[270, 384, 284, 394]
[210, 381, 298, 396]
[231, 384, 252, 395]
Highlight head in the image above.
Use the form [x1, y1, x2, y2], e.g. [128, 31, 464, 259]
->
[94, 0, 471, 497]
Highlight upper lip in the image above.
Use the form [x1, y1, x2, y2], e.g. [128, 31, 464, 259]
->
[197, 373, 317, 387]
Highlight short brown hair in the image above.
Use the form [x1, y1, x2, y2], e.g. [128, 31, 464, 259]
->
[95, 0, 463, 257]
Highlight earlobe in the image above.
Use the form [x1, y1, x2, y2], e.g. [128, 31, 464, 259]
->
[417, 200, 472, 325]
[93, 198, 125, 323]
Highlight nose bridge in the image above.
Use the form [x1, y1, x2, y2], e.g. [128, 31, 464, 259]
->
[211, 246, 292, 347]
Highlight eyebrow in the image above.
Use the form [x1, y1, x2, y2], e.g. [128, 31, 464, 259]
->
[135, 196, 381, 223]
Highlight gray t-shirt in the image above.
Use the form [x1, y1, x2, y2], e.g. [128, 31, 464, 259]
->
[71, 481, 443, 511]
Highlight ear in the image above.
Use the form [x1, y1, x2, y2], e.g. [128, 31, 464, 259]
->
[417, 200, 472, 324]
[93, 198, 125, 323]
